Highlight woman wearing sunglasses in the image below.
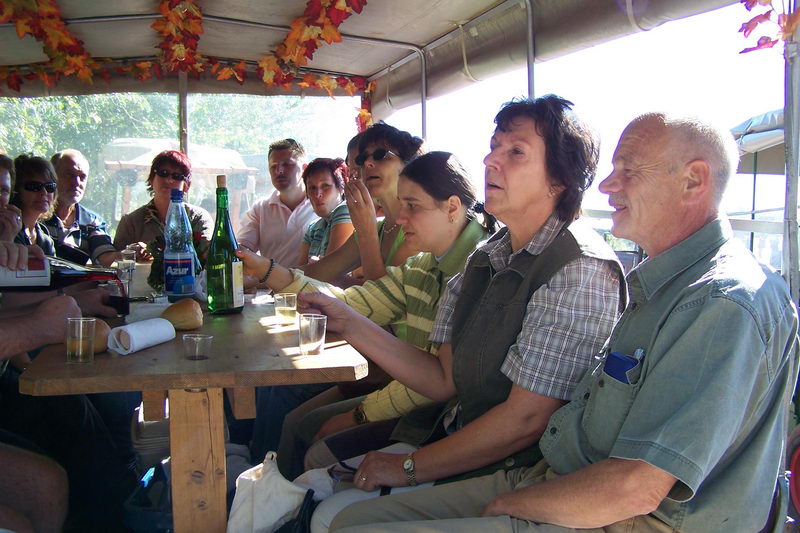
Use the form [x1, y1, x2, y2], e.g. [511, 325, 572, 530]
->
[11, 154, 58, 256]
[299, 123, 423, 285]
[113, 150, 212, 261]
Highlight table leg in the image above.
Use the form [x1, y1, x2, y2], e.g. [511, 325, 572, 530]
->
[225, 387, 256, 419]
[142, 390, 167, 421]
[168, 387, 227, 533]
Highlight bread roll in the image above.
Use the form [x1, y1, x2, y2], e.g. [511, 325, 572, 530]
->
[94, 319, 111, 352]
[160, 298, 203, 330]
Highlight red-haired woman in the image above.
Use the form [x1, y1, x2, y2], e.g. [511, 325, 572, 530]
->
[113, 150, 212, 261]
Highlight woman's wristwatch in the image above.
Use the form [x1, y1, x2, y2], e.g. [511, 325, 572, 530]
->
[402, 452, 418, 486]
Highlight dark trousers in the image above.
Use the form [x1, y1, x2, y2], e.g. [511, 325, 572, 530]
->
[249, 382, 334, 465]
[0, 368, 137, 533]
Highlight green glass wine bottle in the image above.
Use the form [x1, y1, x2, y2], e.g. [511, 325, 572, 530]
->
[206, 175, 244, 314]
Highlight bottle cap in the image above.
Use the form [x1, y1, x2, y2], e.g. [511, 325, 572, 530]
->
[216, 175, 227, 188]
[170, 189, 184, 202]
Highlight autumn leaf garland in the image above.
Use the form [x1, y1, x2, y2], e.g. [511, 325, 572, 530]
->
[0, 0, 97, 88]
[739, 0, 800, 53]
[0, 0, 375, 109]
[151, 0, 204, 73]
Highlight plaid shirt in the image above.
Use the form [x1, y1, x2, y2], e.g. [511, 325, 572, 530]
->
[430, 214, 622, 400]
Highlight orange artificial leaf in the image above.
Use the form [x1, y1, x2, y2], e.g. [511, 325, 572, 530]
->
[740, 35, 779, 52]
[43, 26, 76, 49]
[316, 73, 338, 96]
[347, 0, 367, 14]
[297, 72, 317, 88]
[216, 66, 234, 80]
[15, 18, 33, 38]
[342, 79, 357, 96]
[741, 0, 773, 10]
[37, 1, 61, 17]
[232, 60, 247, 83]
[778, 10, 800, 37]
[739, 11, 772, 38]
[171, 43, 188, 61]
[0, 3, 15, 24]
[6, 71, 23, 92]
[328, 0, 350, 25]
[151, 19, 176, 35]
[285, 18, 309, 46]
[184, 18, 203, 35]
[320, 21, 342, 44]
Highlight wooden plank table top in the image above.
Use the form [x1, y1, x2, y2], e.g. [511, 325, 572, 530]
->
[19, 300, 369, 396]
[20, 291, 368, 533]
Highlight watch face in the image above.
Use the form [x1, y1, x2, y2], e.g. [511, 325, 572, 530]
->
[403, 458, 413, 470]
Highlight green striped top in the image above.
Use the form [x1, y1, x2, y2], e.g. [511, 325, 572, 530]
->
[283, 218, 487, 420]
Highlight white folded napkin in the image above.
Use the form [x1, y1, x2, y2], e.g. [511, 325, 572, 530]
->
[108, 318, 176, 355]
[125, 303, 171, 324]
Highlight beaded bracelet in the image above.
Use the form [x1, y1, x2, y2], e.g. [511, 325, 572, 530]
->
[259, 258, 275, 285]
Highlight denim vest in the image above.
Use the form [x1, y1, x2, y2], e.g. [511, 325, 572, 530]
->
[392, 220, 625, 483]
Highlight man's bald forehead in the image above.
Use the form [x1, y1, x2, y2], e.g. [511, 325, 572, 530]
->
[52, 149, 89, 172]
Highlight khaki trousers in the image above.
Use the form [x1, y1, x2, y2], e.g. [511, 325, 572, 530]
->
[330, 461, 679, 533]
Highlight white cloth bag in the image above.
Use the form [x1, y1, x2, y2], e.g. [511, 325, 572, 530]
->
[226, 452, 308, 533]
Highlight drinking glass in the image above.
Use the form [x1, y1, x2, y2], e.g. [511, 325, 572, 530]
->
[66, 317, 96, 364]
[299, 314, 327, 355]
[274, 293, 297, 325]
[183, 334, 213, 360]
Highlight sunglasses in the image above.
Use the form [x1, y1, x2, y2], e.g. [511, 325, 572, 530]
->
[154, 168, 188, 181]
[354, 148, 398, 167]
[23, 181, 57, 193]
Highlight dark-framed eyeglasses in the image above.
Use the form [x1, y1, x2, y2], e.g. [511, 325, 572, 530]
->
[154, 168, 188, 181]
[354, 148, 398, 167]
[23, 181, 57, 193]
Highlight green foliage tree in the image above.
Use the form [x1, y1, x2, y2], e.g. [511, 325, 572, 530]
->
[0, 93, 177, 229]
[0, 92, 359, 234]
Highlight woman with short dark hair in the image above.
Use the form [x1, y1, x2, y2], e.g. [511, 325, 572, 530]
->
[302, 95, 626, 531]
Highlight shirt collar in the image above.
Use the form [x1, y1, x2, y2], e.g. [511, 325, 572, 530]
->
[629, 218, 732, 301]
[483, 211, 565, 263]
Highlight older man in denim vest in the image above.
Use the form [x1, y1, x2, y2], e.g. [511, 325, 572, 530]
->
[330, 114, 799, 533]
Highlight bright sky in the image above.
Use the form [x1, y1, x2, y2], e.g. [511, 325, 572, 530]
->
[386, 3, 786, 212]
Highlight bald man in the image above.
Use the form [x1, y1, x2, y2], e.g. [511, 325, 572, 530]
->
[45, 149, 118, 266]
[329, 114, 799, 533]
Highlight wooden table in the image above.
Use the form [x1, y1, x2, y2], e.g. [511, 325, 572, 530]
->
[19, 299, 368, 533]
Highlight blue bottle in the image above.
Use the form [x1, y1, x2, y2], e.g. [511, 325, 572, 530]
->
[164, 189, 196, 302]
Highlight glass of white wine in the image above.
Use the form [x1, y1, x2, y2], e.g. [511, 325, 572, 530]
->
[274, 293, 297, 325]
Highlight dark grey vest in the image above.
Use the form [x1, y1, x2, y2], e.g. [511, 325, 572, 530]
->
[392, 219, 626, 483]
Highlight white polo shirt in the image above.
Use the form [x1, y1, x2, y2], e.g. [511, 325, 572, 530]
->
[237, 190, 318, 267]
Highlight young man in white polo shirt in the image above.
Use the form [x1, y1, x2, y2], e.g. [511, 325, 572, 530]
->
[238, 138, 318, 270]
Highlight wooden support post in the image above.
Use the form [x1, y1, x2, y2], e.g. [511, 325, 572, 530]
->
[225, 387, 256, 419]
[168, 388, 227, 533]
[142, 390, 167, 421]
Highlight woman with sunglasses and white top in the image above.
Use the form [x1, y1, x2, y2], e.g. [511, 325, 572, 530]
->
[113, 150, 212, 261]
[11, 154, 58, 256]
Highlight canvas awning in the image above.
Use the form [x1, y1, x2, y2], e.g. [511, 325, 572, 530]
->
[0, 0, 735, 121]
[732, 109, 786, 175]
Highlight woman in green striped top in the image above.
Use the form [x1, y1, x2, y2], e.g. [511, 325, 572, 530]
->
[236, 151, 495, 473]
